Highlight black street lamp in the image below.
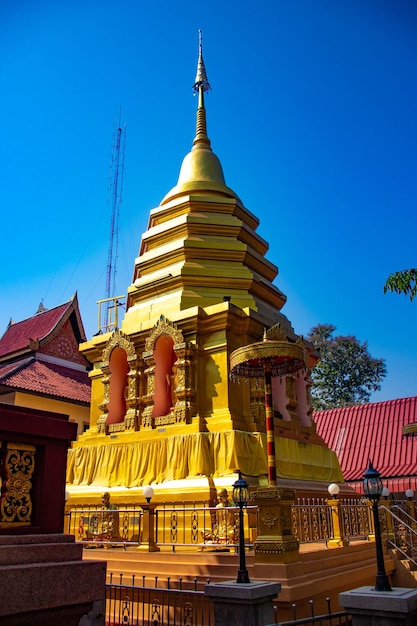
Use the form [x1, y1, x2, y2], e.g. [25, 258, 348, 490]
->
[232, 471, 250, 584]
[363, 460, 392, 592]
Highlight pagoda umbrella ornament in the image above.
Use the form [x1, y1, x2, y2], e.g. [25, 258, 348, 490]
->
[230, 330, 305, 486]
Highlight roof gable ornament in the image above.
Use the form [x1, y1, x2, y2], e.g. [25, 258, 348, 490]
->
[36, 301, 48, 315]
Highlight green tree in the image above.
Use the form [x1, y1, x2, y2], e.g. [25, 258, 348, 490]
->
[384, 269, 417, 301]
[307, 324, 387, 411]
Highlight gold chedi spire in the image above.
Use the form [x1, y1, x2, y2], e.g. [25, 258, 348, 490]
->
[161, 30, 237, 204]
[192, 30, 211, 151]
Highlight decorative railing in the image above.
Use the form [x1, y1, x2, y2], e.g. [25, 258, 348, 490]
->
[155, 503, 256, 550]
[270, 597, 352, 625]
[340, 499, 372, 539]
[291, 498, 372, 545]
[67, 502, 255, 549]
[291, 499, 332, 543]
[106, 573, 213, 626]
[105, 575, 353, 626]
[67, 505, 143, 546]
[68, 498, 377, 551]
[380, 504, 417, 566]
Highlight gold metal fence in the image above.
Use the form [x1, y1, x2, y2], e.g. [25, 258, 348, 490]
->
[67, 499, 376, 550]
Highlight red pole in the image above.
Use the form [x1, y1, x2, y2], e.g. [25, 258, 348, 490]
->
[264, 361, 277, 486]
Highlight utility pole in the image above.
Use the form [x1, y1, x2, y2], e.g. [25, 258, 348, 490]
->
[99, 113, 126, 333]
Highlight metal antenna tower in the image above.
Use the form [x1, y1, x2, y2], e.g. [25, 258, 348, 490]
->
[100, 113, 126, 332]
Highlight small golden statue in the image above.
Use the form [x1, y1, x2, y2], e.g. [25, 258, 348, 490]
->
[86, 492, 120, 545]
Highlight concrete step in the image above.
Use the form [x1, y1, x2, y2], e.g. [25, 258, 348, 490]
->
[83, 545, 254, 586]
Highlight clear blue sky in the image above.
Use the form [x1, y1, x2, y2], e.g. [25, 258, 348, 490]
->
[1, 1, 416, 402]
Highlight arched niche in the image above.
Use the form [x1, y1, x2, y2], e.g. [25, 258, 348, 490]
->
[107, 346, 129, 425]
[142, 315, 195, 427]
[97, 331, 138, 434]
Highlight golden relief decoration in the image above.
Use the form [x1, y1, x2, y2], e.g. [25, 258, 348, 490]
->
[144, 315, 184, 353]
[102, 329, 136, 362]
[251, 488, 295, 502]
[0, 443, 35, 524]
[254, 539, 299, 555]
[261, 511, 278, 529]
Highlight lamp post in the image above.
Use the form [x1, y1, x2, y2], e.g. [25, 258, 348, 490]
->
[138, 485, 159, 552]
[328, 483, 340, 498]
[232, 472, 250, 583]
[363, 461, 391, 592]
[143, 485, 154, 503]
[327, 483, 346, 548]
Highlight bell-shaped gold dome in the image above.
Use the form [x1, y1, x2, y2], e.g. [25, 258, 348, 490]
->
[178, 148, 226, 186]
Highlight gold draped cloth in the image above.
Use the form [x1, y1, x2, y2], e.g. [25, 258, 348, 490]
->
[67, 431, 343, 487]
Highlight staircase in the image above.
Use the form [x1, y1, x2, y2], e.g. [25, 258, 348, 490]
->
[83, 545, 250, 587]
[381, 504, 417, 588]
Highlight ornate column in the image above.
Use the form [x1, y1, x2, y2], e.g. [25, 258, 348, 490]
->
[125, 354, 140, 430]
[141, 351, 155, 429]
[97, 363, 110, 434]
[172, 342, 196, 424]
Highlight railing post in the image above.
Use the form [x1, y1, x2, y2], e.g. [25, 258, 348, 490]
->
[380, 497, 394, 542]
[251, 487, 300, 563]
[367, 500, 376, 541]
[137, 503, 160, 552]
[327, 498, 348, 548]
[407, 498, 416, 523]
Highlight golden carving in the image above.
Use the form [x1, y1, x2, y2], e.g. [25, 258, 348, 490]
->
[261, 511, 277, 528]
[144, 315, 183, 352]
[251, 488, 295, 502]
[102, 330, 136, 362]
[266, 324, 286, 341]
[254, 539, 299, 555]
[108, 422, 126, 433]
[1, 444, 35, 524]
[155, 414, 177, 427]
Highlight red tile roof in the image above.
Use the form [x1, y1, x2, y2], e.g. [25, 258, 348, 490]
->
[314, 397, 417, 493]
[0, 358, 90, 404]
[0, 302, 71, 359]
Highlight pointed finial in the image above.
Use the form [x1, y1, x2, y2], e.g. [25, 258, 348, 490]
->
[193, 30, 211, 94]
[192, 30, 211, 151]
[36, 301, 47, 314]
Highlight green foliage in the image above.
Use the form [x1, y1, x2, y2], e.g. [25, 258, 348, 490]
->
[307, 323, 387, 411]
[384, 269, 417, 301]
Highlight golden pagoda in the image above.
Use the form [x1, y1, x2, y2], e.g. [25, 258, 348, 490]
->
[67, 32, 342, 506]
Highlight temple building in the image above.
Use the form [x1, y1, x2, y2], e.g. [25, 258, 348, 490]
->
[66, 36, 343, 505]
[0, 294, 90, 438]
[315, 396, 417, 496]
